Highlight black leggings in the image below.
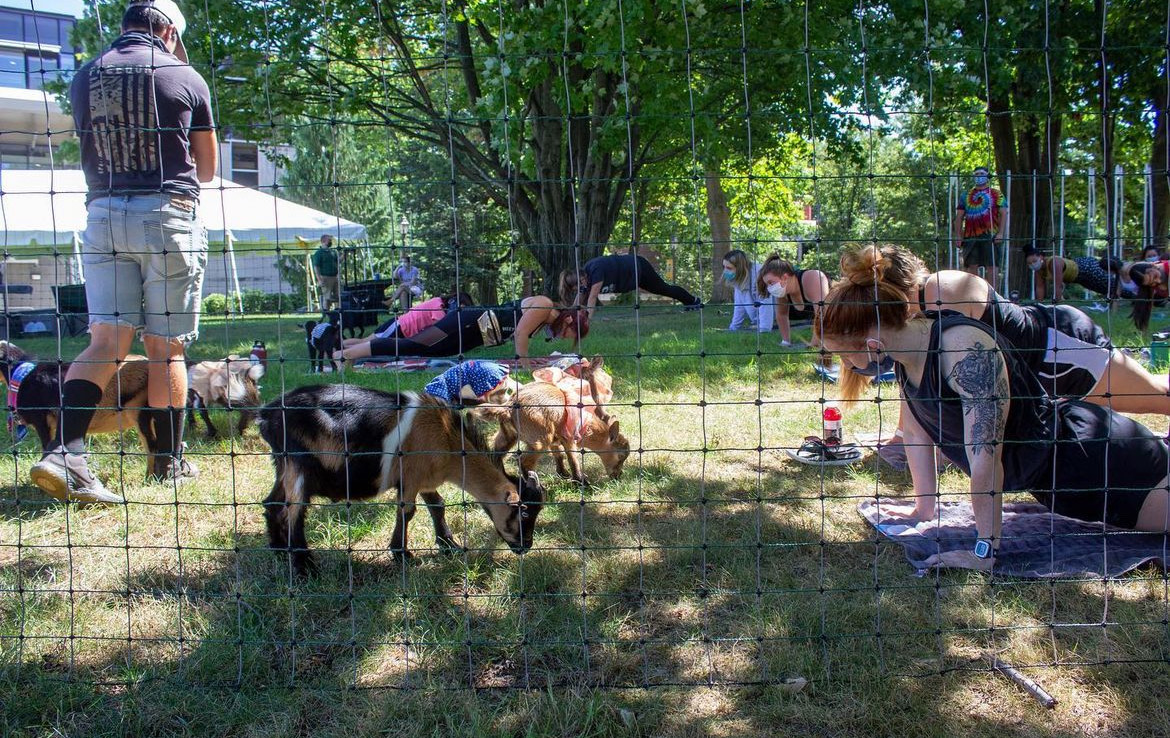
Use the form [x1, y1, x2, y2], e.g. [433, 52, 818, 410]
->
[633, 256, 700, 306]
[368, 309, 486, 357]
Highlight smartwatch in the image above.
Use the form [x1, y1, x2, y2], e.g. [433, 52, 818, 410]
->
[973, 539, 993, 559]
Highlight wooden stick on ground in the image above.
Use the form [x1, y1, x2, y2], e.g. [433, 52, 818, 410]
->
[993, 658, 1058, 709]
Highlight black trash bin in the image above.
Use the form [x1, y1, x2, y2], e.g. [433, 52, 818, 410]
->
[52, 283, 90, 337]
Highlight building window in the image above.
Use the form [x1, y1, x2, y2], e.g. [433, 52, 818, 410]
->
[0, 49, 22, 88]
[0, 9, 75, 91]
[0, 11, 22, 40]
[230, 142, 260, 187]
[26, 53, 60, 90]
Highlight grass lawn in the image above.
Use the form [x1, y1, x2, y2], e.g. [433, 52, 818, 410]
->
[3, 303, 1170, 737]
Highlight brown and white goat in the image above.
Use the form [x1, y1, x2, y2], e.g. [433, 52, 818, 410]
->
[258, 385, 545, 576]
[187, 355, 264, 438]
[0, 339, 156, 455]
[484, 381, 630, 484]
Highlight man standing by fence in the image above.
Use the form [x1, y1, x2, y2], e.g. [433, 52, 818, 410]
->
[31, 0, 217, 503]
[311, 234, 339, 311]
[954, 165, 1010, 289]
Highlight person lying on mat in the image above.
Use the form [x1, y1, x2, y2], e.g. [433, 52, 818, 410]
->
[559, 253, 702, 318]
[817, 247, 1170, 571]
[842, 244, 1170, 468]
[339, 292, 471, 351]
[333, 296, 588, 369]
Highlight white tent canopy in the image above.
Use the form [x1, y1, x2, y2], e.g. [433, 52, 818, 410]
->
[0, 168, 368, 246]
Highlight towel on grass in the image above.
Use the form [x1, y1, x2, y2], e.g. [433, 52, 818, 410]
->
[858, 498, 1169, 579]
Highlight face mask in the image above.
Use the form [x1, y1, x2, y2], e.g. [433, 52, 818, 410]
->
[1028, 260, 1043, 271]
[1148, 256, 1161, 263]
[974, 175, 989, 186]
[722, 270, 735, 282]
[767, 282, 786, 298]
[850, 347, 895, 377]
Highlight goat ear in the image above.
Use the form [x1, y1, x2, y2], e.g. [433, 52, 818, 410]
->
[608, 418, 621, 440]
[590, 355, 604, 370]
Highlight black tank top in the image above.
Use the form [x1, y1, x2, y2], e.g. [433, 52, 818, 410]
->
[977, 291, 1050, 372]
[897, 311, 1056, 491]
[491, 298, 548, 341]
[794, 269, 811, 305]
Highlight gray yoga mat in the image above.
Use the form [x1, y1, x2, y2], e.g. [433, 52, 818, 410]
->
[858, 498, 1170, 579]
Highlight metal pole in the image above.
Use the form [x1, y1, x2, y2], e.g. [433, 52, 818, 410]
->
[1003, 170, 1013, 295]
[1058, 171, 1066, 257]
[1114, 164, 1124, 259]
[1087, 167, 1096, 257]
[945, 174, 954, 270]
[1145, 163, 1154, 251]
[226, 232, 244, 314]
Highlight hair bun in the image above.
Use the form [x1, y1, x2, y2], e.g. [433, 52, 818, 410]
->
[840, 245, 889, 287]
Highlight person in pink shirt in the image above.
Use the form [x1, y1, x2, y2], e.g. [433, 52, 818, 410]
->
[340, 292, 472, 353]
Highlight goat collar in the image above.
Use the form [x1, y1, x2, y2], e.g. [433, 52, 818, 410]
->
[5, 361, 35, 441]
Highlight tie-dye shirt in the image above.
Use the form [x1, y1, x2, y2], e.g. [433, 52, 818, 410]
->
[959, 186, 1005, 238]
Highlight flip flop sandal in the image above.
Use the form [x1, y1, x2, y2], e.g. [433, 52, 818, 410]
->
[786, 436, 862, 466]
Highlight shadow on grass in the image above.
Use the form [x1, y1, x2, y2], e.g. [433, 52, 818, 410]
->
[4, 313, 1169, 735]
[7, 447, 1140, 736]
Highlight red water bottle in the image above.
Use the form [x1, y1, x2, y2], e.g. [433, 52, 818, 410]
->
[251, 340, 268, 370]
[823, 402, 843, 444]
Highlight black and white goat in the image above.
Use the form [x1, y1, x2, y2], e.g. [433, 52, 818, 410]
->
[303, 310, 343, 373]
[258, 385, 545, 576]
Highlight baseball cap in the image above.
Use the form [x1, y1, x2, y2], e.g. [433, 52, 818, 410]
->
[131, 0, 188, 63]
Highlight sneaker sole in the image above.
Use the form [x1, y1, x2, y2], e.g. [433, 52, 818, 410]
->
[29, 464, 122, 505]
[29, 464, 71, 501]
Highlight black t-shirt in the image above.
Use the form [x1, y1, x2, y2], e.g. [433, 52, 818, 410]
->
[71, 32, 214, 202]
[582, 255, 639, 295]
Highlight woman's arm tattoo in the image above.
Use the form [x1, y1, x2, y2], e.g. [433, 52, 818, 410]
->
[948, 341, 1009, 456]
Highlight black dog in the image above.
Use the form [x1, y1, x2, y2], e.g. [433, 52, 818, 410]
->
[303, 310, 343, 373]
[337, 291, 377, 339]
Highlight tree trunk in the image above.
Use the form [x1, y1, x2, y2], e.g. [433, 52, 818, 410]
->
[988, 93, 1026, 294]
[1151, 88, 1170, 249]
[705, 168, 733, 303]
[512, 75, 623, 294]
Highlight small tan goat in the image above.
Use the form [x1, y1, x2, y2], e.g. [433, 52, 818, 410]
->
[486, 381, 629, 484]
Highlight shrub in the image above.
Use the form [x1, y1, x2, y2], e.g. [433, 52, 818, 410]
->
[202, 293, 228, 315]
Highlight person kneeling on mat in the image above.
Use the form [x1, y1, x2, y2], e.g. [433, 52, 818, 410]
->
[818, 248, 1170, 571]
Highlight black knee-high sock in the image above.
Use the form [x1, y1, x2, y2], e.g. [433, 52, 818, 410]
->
[146, 406, 186, 459]
[56, 379, 104, 455]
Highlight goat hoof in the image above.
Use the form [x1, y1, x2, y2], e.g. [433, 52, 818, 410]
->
[291, 553, 319, 579]
[391, 549, 415, 564]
